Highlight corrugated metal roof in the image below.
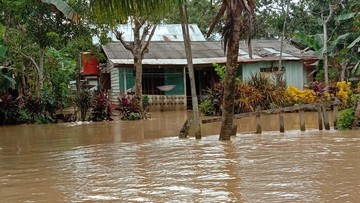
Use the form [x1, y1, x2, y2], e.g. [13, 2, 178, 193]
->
[93, 24, 206, 44]
[102, 39, 317, 66]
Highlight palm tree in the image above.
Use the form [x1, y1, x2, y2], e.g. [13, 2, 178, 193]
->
[207, 0, 255, 140]
[90, 0, 179, 113]
[180, 1, 201, 139]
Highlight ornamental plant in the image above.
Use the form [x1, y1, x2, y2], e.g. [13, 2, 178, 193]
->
[117, 94, 141, 120]
[285, 85, 318, 105]
[336, 81, 352, 108]
[0, 93, 20, 125]
[91, 91, 112, 121]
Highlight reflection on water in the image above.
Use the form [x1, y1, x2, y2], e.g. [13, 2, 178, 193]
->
[0, 111, 359, 202]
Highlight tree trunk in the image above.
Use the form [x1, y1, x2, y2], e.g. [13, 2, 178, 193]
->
[180, 2, 201, 139]
[38, 48, 45, 93]
[322, 4, 334, 89]
[133, 20, 143, 113]
[219, 7, 241, 140]
[323, 19, 329, 88]
[277, 0, 290, 84]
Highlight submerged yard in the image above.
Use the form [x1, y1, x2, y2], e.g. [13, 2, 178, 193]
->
[0, 111, 359, 202]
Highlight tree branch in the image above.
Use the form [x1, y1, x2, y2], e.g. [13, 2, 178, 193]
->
[113, 29, 134, 54]
[16, 49, 40, 73]
[206, 2, 226, 38]
[141, 24, 157, 57]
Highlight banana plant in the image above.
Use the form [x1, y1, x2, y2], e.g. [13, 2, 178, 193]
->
[41, 0, 80, 23]
[0, 43, 16, 90]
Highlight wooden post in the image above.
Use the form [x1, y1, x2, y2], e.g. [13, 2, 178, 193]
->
[333, 103, 338, 130]
[179, 115, 194, 138]
[299, 109, 305, 131]
[322, 106, 330, 130]
[231, 125, 237, 136]
[256, 113, 262, 134]
[279, 113, 285, 133]
[317, 105, 323, 130]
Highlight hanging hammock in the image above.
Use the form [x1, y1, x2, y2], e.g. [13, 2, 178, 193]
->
[157, 85, 176, 91]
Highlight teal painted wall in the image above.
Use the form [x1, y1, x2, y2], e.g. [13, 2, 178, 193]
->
[164, 68, 184, 95]
[118, 68, 135, 93]
[241, 61, 304, 89]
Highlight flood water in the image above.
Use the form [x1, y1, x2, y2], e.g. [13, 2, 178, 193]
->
[0, 111, 359, 202]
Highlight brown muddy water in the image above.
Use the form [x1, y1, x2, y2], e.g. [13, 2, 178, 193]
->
[0, 111, 359, 202]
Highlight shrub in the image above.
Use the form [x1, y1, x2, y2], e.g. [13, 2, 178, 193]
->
[0, 93, 20, 125]
[336, 81, 352, 109]
[234, 83, 263, 113]
[336, 108, 355, 130]
[285, 85, 318, 105]
[246, 73, 286, 109]
[142, 95, 150, 110]
[75, 89, 92, 121]
[199, 98, 216, 116]
[117, 94, 141, 120]
[21, 90, 60, 124]
[91, 91, 112, 121]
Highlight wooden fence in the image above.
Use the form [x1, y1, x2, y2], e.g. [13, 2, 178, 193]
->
[202, 100, 341, 133]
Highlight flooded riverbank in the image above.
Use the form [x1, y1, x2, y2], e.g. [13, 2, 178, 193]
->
[0, 111, 359, 202]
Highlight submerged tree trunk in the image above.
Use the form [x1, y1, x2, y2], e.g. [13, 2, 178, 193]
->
[180, 2, 201, 139]
[133, 20, 143, 112]
[219, 6, 241, 140]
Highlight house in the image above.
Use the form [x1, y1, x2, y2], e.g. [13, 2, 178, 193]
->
[101, 39, 317, 111]
[100, 24, 318, 111]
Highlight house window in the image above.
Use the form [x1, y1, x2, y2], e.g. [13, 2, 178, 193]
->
[143, 68, 165, 95]
[260, 67, 284, 79]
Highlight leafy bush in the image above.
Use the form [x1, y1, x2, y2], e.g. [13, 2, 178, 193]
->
[75, 89, 92, 121]
[91, 91, 112, 121]
[21, 89, 60, 124]
[0, 93, 20, 125]
[285, 85, 318, 105]
[336, 108, 355, 130]
[142, 95, 150, 110]
[234, 83, 263, 113]
[336, 81, 352, 109]
[199, 98, 216, 116]
[246, 73, 286, 109]
[117, 94, 141, 120]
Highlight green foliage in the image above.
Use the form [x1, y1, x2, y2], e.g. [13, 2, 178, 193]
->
[142, 95, 150, 109]
[351, 94, 360, 106]
[0, 93, 20, 125]
[46, 47, 76, 107]
[336, 108, 355, 130]
[75, 89, 92, 121]
[213, 64, 241, 83]
[199, 98, 217, 116]
[21, 89, 60, 124]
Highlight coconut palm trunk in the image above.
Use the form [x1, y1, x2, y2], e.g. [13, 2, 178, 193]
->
[180, 2, 201, 139]
[207, 0, 255, 140]
[219, 6, 242, 140]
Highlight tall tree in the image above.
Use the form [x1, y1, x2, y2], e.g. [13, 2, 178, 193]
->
[208, 0, 255, 140]
[180, 1, 201, 139]
[1, 0, 93, 95]
[90, 0, 179, 113]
